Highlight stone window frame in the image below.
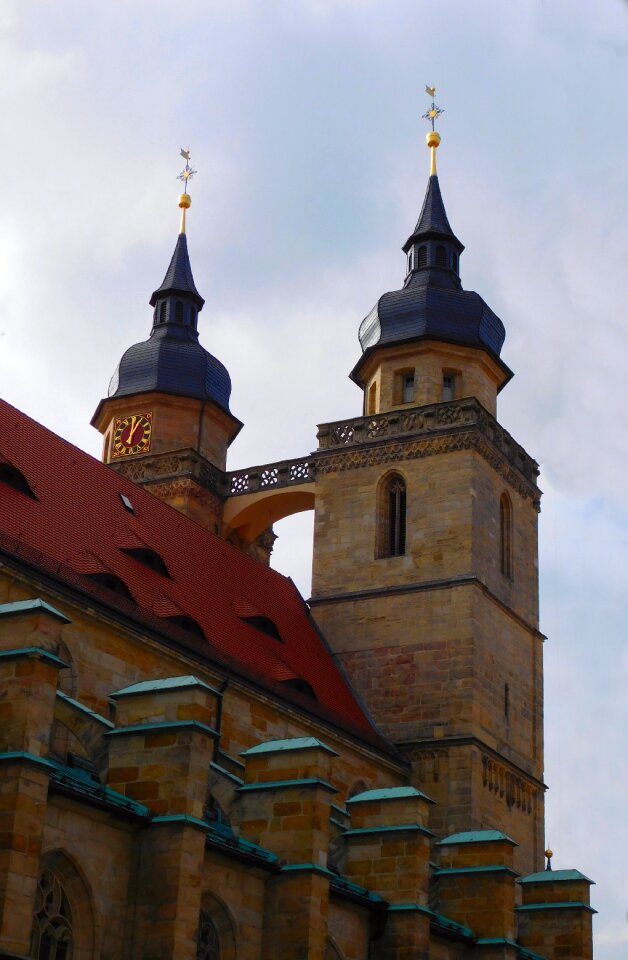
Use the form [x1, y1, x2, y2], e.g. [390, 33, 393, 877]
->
[376, 471, 407, 559]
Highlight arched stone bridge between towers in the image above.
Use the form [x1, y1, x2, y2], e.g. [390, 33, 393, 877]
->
[223, 457, 317, 542]
[222, 397, 541, 544]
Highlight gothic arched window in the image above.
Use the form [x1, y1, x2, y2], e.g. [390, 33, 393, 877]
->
[31, 869, 74, 960]
[377, 473, 407, 558]
[500, 492, 513, 579]
[197, 911, 220, 960]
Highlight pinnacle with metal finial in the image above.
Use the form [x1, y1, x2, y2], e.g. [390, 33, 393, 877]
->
[176, 147, 197, 234]
[422, 86, 444, 176]
[545, 846, 554, 871]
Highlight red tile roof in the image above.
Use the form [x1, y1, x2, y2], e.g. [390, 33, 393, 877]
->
[0, 399, 385, 746]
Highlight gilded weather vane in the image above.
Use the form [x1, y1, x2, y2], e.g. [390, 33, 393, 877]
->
[422, 86, 444, 176]
[176, 147, 196, 235]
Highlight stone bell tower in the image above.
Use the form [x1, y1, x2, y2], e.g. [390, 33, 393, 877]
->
[310, 115, 545, 875]
[91, 158, 242, 537]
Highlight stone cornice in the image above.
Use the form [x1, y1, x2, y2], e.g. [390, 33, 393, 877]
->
[315, 398, 540, 505]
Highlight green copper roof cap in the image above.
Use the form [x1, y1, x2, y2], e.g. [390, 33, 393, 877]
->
[519, 869, 594, 885]
[0, 599, 71, 623]
[346, 786, 435, 804]
[56, 691, 114, 728]
[439, 830, 518, 846]
[111, 675, 220, 698]
[241, 737, 338, 757]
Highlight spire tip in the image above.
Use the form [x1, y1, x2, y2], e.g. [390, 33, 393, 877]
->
[176, 148, 196, 234]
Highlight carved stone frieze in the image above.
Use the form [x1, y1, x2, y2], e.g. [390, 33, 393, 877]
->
[316, 397, 539, 489]
[111, 448, 227, 498]
[481, 754, 537, 814]
[316, 430, 538, 504]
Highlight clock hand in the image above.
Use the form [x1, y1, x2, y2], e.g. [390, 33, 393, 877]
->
[127, 416, 140, 445]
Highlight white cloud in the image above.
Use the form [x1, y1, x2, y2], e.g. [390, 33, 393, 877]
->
[0, 3, 625, 952]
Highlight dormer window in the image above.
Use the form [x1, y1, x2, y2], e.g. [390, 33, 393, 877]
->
[165, 615, 206, 640]
[86, 573, 134, 601]
[242, 615, 282, 642]
[280, 678, 317, 700]
[0, 462, 36, 499]
[121, 547, 169, 577]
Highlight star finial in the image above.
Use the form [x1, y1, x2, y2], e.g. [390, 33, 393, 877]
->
[176, 147, 196, 234]
[422, 86, 444, 175]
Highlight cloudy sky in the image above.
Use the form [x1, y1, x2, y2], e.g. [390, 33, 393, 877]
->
[0, 0, 626, 953]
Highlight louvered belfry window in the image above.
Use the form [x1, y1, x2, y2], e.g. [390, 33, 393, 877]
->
[387, 476, 407, 557]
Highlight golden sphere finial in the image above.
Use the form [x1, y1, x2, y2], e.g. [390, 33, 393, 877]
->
[422, 88, 444, 176]
[426, 130, 441, 150]
[176, 148, 196, 234]
[545, 847, 553, 860]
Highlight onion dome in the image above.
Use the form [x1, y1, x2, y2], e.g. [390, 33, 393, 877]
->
[354, 116, 508, 381]
[356, 172, 506, 364]
[108, 201, 232, 414]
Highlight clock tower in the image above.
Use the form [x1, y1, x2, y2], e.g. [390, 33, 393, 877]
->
[92, 167, 242, 536]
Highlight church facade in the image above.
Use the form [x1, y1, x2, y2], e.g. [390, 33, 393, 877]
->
[0, 132, 594, 959]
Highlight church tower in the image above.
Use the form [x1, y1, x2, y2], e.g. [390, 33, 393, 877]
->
[91, 163, 242, 537]
[310, 109, 544, 875]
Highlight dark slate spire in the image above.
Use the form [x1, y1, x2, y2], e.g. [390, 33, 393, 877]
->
[107, 196, 233, 414]
[149, 233, 204, 310]
[403, 175, 463, 253]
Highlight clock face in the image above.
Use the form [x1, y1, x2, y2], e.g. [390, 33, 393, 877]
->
[111, 412, 153, 459]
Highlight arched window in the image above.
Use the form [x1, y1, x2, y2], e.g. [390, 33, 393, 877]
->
[31, 869, 74, 960]
[196, 911, 220, 960]
[175, 301, 184, 323]
[435, 244, 447, 267]
[377, 473, 407, 558]
[197, 895, 236, 960]
[452, 251, 459, 273]
[417, 245, 427, 267]
[159, 301, 167, 323]
[500, 492, 513, 579]
[407, 250, 413, 272]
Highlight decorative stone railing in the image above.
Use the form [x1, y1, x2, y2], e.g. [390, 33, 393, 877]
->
[225, 399, 539, 498]
[316, 398, 539, 486]
[226, 457, 315, 497]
